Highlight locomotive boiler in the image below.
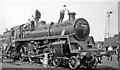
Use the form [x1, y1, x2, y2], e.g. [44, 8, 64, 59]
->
[23, 12, 90, 41]
[2, 12, 100, 69]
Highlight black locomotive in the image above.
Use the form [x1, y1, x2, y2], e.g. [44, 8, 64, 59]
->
[2, 12, 102, 69]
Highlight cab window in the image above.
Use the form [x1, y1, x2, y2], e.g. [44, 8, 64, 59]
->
[11, 30, 15, 37]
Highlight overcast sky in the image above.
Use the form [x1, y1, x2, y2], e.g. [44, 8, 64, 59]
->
[0, 0, 119, 41]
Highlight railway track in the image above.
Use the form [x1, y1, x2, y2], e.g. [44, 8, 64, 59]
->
[1, 56, 120, 70]
[1, 58, 63, 68]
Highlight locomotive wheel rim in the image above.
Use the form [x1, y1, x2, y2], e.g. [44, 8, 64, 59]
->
[85, 55, 96, 68]
[19, 56, 25, 61]
[52, 58, 60, 67]
[28, 57, 36, 63]
[93, 57, 98, 68]
[19, 53, 25, 61]
[68, 56, 78, 69]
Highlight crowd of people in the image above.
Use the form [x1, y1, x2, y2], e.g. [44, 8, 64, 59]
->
[104, 44, 120, 61]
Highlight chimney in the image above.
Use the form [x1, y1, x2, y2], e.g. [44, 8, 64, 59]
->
[68, 12, 76, 20]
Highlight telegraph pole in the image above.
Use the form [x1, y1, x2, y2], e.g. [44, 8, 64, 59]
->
[118, 1, 120, 69]
[105, 11, 112, 39]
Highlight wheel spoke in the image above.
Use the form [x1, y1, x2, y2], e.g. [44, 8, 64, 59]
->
[52, 58, 60, 67]
[69, 56, 79, 69]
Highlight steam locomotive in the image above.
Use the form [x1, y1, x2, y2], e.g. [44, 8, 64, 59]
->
[2, 12, 102, 69]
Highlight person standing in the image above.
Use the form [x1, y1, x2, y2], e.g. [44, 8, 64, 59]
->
[19, 24, 25, 39]
[107, 45, 113, 61]
[30, 20, 35, 31]
[43, 50, 49, 68]
[58, 5, 69, 24]
[35, 9, 41, 25]
[117, 45, 120, 61]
